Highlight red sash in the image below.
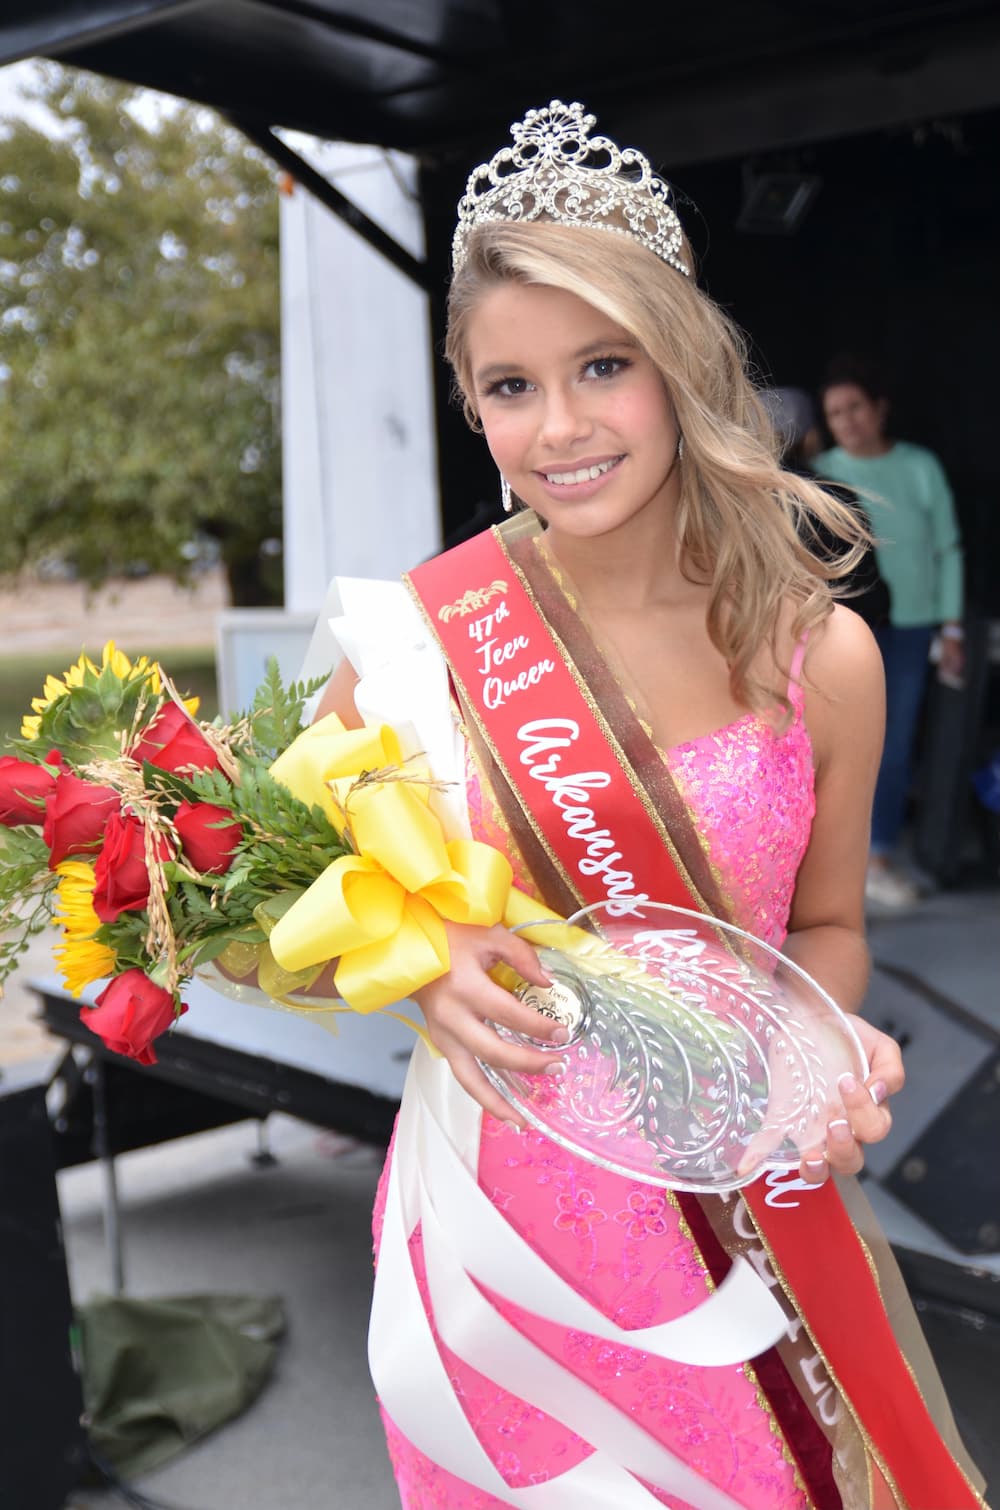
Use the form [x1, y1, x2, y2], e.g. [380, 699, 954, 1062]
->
[407, 524, 982, 1510]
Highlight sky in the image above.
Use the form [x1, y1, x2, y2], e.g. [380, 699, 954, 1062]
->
[0, 56, 178, 135]
[0, 60, 59, 132]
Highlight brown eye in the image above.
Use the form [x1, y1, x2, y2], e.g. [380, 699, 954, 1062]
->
[488, 376, 531, 398]
[584, 356, 628, 380]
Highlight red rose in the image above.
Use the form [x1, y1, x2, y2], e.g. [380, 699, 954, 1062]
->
[83, 969, 185, 1065]
[92, 811, 175, 922]
[0, 753, 59, 826]
[174, 799, 242, 875]
[130, 703, 220, 774]
[43, 771, 120, 867]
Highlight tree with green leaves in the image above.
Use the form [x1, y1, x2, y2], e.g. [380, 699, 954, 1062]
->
[0, 64, 282, 604]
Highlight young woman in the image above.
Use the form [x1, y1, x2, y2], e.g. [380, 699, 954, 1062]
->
[316, 103, 984, 1510]
[816, 359, 964, 908]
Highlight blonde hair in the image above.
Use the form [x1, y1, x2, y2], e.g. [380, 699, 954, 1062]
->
[445, 220, 868, 713]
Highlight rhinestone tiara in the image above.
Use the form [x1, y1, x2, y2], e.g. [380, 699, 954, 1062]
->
[452, 100, 689, 277]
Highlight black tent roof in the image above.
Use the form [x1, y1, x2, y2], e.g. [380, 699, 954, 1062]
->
[3, 1, 1000, 164]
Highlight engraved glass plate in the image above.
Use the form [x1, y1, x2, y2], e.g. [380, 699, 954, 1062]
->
[481, 901, 869, 1192]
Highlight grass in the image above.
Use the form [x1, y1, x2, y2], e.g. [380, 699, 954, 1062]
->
[0, 646, 219, 748]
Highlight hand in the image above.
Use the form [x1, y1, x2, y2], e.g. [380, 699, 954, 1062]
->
[797, 1015, 905, 1184]
[412, 922, 569, 1127]
[938, 633, 965, 688]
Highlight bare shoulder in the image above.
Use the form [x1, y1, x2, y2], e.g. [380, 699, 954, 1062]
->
[804, 605, 883, 700]
[800, 605, 885, 771]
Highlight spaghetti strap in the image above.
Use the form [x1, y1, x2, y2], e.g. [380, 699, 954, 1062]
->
[788, 632, 809, 711]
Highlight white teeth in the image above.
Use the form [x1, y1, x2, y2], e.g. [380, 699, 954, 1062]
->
[545, 458, 619, 485]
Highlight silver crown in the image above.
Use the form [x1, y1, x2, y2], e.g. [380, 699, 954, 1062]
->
[452, 100, 689, 277]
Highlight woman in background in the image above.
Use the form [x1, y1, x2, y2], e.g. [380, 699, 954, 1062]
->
[761, 385, 890, 629]
[816, 358, 964, 908]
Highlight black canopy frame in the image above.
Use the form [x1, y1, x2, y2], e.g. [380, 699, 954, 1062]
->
[5, 1, 1000, 161]
[5, 1, 1000, 298]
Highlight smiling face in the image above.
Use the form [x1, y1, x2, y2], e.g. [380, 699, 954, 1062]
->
[822, 382, 889, 458]
[465, 281, 682, 544]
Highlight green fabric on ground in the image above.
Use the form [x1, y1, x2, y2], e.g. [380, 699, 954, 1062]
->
[78, 1292, 285, 1478]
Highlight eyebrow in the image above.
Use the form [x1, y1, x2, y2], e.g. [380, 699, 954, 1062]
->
[473, 334, 640, 388]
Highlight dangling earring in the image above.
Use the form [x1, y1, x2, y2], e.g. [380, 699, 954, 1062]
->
[500, 473, 513, 513]
[677, 434, 685, 462]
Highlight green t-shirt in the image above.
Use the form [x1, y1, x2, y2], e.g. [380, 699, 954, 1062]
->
[812, 441, 962, 628]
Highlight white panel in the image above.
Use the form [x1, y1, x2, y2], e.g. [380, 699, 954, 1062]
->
[280, 141, 441, 614]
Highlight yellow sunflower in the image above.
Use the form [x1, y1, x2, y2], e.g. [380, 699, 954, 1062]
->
[21, 640, 197, 741]
[52, 860, 116, 996]
[22, 654, 96, 739]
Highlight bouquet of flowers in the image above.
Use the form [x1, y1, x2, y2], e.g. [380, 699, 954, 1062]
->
[0, 644, 354, 1061]
[0, 642, 520, 1065]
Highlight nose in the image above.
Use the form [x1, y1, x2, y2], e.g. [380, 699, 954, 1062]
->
[537, 384, 592, 451]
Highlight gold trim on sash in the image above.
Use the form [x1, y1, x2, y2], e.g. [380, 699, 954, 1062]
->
[521, 526, 744, 924]
[741, 1192, 912, 1510]
[498, 518, 727, 922]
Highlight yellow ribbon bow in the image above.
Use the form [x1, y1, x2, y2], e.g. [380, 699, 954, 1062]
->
[266, 713, 525, 1014]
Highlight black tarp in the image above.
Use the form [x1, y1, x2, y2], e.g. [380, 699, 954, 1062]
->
[2, 0, 1000, 164]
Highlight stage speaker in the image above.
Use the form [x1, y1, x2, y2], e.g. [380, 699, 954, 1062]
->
[0, 1076, 88, 1509]
[893, 1248, 1000, 1492]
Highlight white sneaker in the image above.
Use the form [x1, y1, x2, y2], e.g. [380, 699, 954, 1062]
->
[865, 862, 920, 909]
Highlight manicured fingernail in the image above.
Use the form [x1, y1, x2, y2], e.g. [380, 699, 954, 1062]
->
[837, 1073, 858, 1096]
[551, 1027, 570, 1045]
[829, 1119, 851, 1144]
[543, 1060, 566, 1076]
[504, 1120, 522, 1135]
[869, 1080, 888, 1106]
[805, 1158, 827, 1172]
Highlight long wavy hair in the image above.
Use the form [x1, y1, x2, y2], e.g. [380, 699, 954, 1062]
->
[445, 219, 868, 713]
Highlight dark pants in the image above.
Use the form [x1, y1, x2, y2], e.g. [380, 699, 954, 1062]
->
[871, 624, 933, 853]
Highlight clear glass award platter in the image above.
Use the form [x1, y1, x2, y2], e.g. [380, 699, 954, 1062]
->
[481, 901, 868, 1193]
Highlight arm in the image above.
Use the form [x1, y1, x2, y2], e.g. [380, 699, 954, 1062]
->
[924, 453, 965, 681]
[786, 605, 904, 1179]
[925, 453, 963, 626]
[785, 605, 883, 1009]
[312, 656, 565, 1120]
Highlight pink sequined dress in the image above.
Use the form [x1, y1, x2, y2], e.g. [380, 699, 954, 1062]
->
[371, 643, 819, 1510]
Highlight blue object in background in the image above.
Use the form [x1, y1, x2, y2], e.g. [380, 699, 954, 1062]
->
[972, 753, 1000, 814]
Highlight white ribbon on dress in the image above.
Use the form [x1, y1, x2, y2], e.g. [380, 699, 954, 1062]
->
[369, 1045, 792, 1508]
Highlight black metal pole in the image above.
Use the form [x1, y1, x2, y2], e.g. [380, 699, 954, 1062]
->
[226, 115, 434, 294]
